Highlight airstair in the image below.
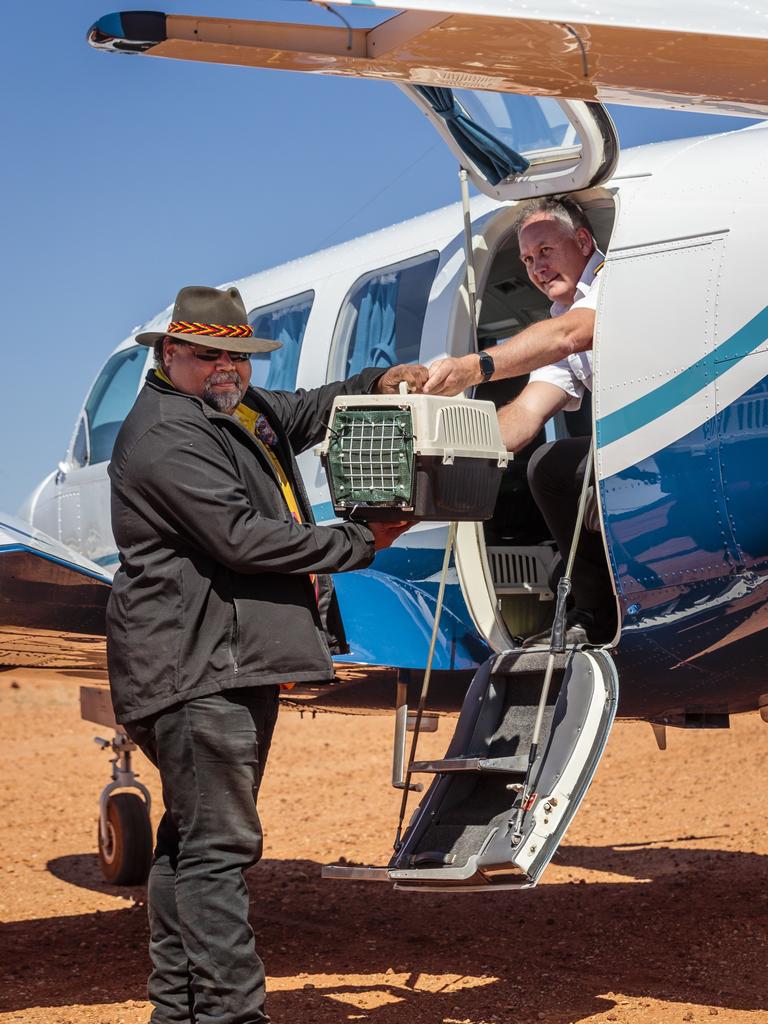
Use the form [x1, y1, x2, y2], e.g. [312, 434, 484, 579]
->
[324, 645, 618, 891]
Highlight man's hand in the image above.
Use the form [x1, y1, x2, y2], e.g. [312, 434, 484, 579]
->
[376, 364, 429, 395]
[423, 355, 480, 396]
[366, 520, 415, 550]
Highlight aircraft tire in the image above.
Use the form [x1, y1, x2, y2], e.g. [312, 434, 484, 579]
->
[97, 792, 153, 886]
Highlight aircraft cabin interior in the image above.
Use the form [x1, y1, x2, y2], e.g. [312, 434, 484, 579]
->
[469, 192, 617, 641]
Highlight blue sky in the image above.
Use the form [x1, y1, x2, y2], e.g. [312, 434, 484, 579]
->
[0, 1, 758, 513]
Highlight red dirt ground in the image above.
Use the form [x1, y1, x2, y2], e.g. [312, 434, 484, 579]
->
[1, 668, 768, 1024]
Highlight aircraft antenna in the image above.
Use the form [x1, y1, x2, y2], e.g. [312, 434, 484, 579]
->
[314, 3, 353, 50]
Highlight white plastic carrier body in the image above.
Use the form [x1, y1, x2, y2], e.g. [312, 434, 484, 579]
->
[317, 393, 509, 467]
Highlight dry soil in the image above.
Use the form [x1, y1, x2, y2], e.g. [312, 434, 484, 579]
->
[1, 669, 767, 1024]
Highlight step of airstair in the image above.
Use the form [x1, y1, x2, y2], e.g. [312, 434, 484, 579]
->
[408, 754, 529, 774]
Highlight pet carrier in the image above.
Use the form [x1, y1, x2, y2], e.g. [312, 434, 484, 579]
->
[317, 390, 509, 521]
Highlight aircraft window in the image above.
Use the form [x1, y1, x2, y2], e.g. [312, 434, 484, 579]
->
[332, 252, 439, 379]
[451, 91, 576, 156]
[248, 290, 314, 392]
[83, 346, 148, 465]
[71, 416, 88, 468]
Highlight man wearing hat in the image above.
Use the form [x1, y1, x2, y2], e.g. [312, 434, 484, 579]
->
[107, 284, 426, 1024]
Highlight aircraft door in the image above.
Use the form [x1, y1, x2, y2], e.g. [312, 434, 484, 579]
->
[57, 345, 149, 568]
[594, 233, 735, 618]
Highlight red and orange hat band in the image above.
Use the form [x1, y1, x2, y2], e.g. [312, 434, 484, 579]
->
[167, 320, 254, 339]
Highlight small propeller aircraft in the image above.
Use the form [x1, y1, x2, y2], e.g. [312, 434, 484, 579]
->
[9, 0, 768, 889]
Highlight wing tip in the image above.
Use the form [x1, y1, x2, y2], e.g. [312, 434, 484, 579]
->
[87, 10, 167, 53]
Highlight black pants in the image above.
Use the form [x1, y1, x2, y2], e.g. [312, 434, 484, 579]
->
[127, 686, 280, 1024]
[527, 437, 615, 633]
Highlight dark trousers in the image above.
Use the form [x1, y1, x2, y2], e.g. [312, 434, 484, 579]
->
[527, 437, 615, 631]
[127, 686, 280, 1024]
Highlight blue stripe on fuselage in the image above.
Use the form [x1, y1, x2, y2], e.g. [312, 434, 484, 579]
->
[597, 304, 768, 447]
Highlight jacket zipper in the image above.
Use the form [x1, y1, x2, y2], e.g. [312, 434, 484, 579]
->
[231, 599, 240, 675]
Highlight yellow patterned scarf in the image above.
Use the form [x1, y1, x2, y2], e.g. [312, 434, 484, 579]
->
[231, 403, 304, 525]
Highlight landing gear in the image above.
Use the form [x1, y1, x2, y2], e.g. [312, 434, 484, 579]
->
[81, 685, 154, 886]
[93, 729, 153, 886]
[98, 790, 153, 885]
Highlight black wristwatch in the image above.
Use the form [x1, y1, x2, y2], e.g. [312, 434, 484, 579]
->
[478, 351, 495, 382]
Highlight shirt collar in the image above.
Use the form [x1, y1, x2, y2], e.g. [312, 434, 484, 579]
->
[550, 248, 605, 318]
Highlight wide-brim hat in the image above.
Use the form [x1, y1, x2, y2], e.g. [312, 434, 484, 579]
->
[135, 284, 282, 354]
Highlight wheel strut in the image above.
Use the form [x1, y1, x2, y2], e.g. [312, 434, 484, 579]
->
[94, 730, 152, 849]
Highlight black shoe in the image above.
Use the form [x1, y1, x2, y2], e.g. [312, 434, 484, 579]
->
[522, 622, 589, 649]
[572, 608, 616, 645]
[523, 609, 613, 649]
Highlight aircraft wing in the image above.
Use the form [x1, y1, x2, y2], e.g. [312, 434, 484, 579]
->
[0, 516, 109, 672]
[88, 5, 768, 117]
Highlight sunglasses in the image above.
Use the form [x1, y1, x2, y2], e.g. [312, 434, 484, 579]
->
[179, 342, 251, 364]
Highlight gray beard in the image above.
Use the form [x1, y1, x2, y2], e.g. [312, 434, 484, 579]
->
[202, 376, 244, 414]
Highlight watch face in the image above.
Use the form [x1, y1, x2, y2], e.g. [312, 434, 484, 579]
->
[479, 352, 495, 380]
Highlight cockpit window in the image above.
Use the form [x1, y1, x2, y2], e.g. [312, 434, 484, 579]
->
[331, 252, 439, 380]
[81, 346, 148, 465]
[71, 416, 88, 468]
[248, 290, 314, 392]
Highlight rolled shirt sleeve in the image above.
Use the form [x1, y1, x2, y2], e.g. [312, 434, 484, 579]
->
[529, 357, 586, 410]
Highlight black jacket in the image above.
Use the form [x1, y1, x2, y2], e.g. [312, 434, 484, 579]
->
[107, 369, 382, 724]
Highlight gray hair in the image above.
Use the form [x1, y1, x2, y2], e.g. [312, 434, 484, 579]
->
[154, 338, 168, 370]
[514, 196, 592, 240]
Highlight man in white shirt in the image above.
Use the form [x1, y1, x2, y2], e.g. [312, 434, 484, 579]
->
[425, 196, 615, 643]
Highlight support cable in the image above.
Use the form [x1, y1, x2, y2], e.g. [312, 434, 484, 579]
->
[511, 442, 595, 841]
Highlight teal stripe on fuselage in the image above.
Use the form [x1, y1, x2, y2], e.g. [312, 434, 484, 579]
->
[93, 552, 119, 567]
[597, 304, 768, 448]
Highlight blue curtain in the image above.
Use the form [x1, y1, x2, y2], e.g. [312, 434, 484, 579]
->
[347, 276, 398, 376]
[413, 86, 529, 184]
[263, 308, 306, 390]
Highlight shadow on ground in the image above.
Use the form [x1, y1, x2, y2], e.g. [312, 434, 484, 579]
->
[1, 842, 764, 1022]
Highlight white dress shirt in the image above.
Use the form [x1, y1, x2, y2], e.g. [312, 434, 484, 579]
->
[528, 248, 604, 411]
